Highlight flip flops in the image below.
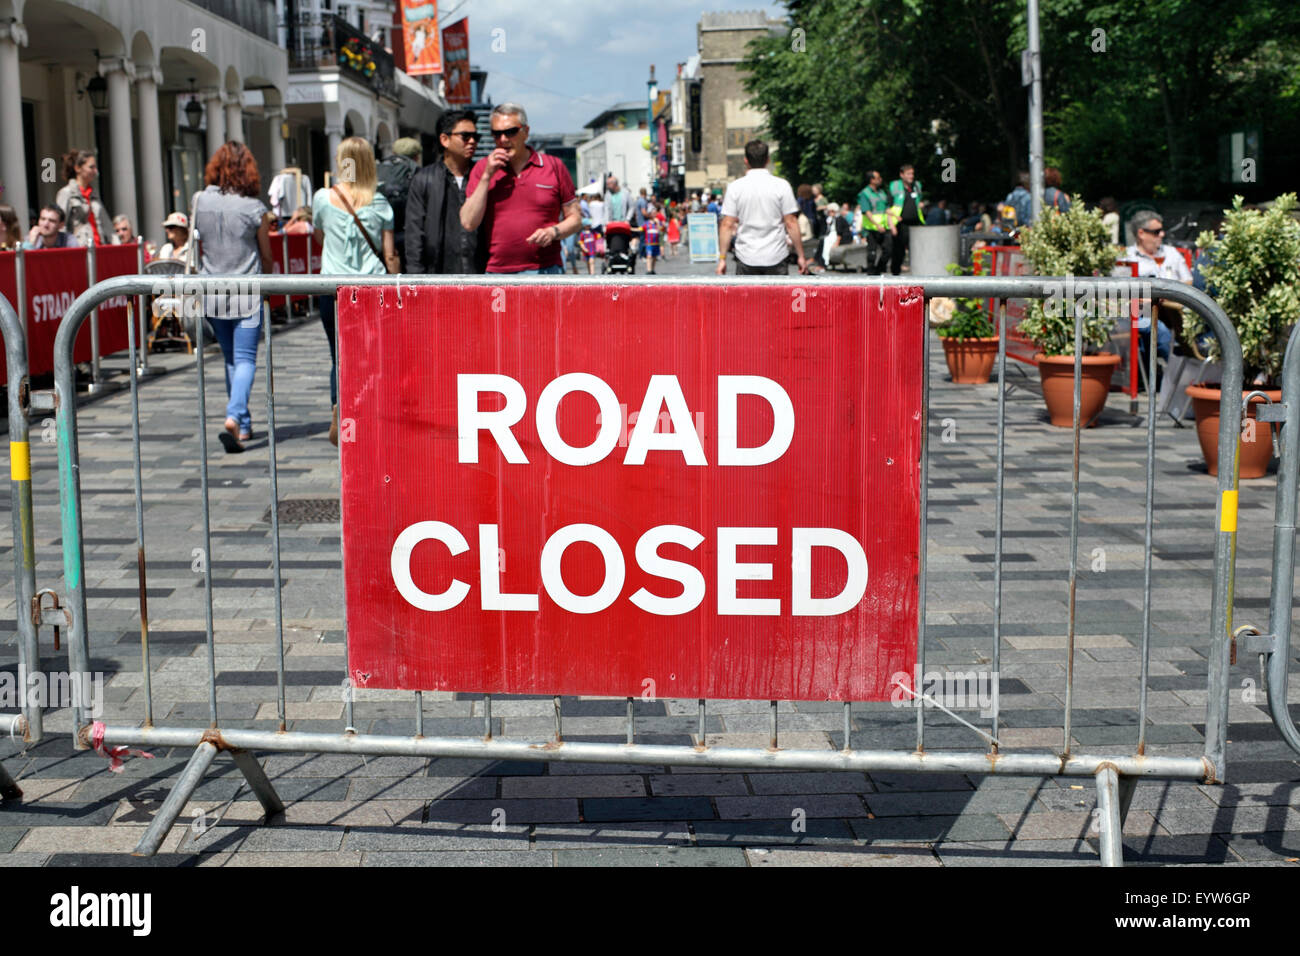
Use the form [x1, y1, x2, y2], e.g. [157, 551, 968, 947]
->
[219, 417, 244, 454]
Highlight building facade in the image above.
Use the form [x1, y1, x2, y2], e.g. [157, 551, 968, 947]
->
[0, 0, 444, 246]
[575, 102, 653, 197]
[695, 10, 784, 189]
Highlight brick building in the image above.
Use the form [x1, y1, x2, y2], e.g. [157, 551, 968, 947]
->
[694, 10, 786, 191]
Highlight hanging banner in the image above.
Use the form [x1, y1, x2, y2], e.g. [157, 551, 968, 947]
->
[395, 0, 440, 76]
[441, 18, 471, 105]
[337, 282, 923, 701]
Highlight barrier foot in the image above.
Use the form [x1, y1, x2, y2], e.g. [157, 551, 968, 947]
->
[0, 761, 22, 801]
[228, 747, 284, 818]
[1095, 765, 1126, 868]
[132, 741, 217, 857]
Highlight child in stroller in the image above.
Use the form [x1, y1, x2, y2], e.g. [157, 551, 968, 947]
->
[603, 220, 635, 274]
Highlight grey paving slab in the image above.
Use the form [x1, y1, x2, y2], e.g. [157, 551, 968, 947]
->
[361, 850, 549, 867]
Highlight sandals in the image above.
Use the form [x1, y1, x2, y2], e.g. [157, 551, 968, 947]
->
[219, 417, 245, 454]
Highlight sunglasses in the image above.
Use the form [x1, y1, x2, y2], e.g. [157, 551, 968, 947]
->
[492, 126, 523, 139]
[450, 131, 480, 141]
[1141, 226, 1165, 235]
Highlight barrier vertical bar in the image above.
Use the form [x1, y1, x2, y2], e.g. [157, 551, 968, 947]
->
[2, 291, 41, 743]
[1264, 329, 1300, 754]
[87, 245, 102, 393]
[1137, 296, 1158, 753]
[125, 303, 153, 727]
[991, 300, 1008, 747]
[135, 241, 150, 375]
[262, 302, 287, 731]
[916, 290, 930, 752]
[193, 298, 218, 727]
[1064, 299, 1082, 755]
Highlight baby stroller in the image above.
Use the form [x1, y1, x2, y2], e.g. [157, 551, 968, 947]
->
[603, 220, 635, 275]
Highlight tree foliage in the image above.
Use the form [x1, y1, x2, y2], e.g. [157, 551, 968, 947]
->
[743, 0, 1300, 204]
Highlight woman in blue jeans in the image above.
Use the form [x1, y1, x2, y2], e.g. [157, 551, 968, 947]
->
[193, 141, 274, 453]
[312, 136, 395, 445]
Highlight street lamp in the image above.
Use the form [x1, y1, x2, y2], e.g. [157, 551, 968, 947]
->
[183, 78, 203, 129]
[86, 75, 108, 112]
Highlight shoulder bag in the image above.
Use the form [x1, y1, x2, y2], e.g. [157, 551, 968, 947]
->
[332, 184, 400, 274]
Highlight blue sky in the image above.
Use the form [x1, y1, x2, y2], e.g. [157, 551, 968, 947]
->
[446, 0, 785, 134]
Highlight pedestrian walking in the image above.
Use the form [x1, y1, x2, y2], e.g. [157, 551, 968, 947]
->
[192, 140, 275, 454]
[406, 109, 484, 274]
[716, 140, 808, 276]
[665, 210, 681, 257]
[1043, 167, 1071, 214]
[459, 103, 581, 275]
[56, 150, 112, 247]
[887, 163, 924, 274]
[642, 205, 662, 274]
[313, 136, 396, 445]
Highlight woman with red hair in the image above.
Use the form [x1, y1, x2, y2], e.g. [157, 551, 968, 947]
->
[193, 141, 275, 453]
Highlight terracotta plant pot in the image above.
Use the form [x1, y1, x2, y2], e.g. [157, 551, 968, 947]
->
[1185, 384, 1280, 479]
[1035, 352, 1122, 428]
[940, 336, 999, 384]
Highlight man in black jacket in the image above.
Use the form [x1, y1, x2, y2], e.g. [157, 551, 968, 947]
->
[406, 110, 485, 273]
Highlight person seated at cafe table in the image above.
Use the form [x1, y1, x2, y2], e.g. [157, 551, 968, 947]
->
[22, 204, 81, 249]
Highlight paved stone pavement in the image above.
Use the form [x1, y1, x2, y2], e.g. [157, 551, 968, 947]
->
[0, 251, 1297, 867]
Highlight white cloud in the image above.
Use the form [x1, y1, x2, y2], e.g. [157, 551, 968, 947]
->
[452, 0, 784, 132]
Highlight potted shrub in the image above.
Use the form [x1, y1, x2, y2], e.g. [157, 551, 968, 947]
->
[1182, 194, 1300, 478]
[933, 295, 999, 384]
[1017, 201, 1122, 427]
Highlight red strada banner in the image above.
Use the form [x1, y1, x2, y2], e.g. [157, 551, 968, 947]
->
[269, 233, 322, 310]
[338, 283, 924, 701]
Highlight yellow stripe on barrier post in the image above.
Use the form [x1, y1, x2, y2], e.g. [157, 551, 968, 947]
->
[9, 441, 29, 482]
[1219, 489, 1239, 533]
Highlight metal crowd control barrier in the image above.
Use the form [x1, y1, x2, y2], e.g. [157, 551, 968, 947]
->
[1241, 325, 1300, 755]
[46, 274, 1254, 866]
[0, 292, 44, 799]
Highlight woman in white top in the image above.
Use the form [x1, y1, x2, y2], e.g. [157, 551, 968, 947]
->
[312, 136, 395, 445]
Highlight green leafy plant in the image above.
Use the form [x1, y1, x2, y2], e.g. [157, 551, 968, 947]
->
[1183, 194, 1300, 386]
[1016, 200, 1121, 355]
[934, 299, 996, 339]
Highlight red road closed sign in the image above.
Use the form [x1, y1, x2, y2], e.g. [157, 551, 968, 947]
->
[338, 283, 923, 700]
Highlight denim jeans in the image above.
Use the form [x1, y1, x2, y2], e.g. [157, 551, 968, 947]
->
[318, 295, 338, 406]
[210, 314, 263, 434]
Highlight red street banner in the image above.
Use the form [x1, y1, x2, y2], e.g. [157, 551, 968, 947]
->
[269, 233, 321, 309]
[94, 242, 138, 360]
[21, 246, 94, 376]
[338, 283, 923, 701]
[394, 0, 440, 76]
[441, 18, 470, 105]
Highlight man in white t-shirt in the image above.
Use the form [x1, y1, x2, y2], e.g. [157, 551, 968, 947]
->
[716, 140, 808, 275]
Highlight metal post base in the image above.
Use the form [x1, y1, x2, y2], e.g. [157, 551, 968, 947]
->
[0, 761, 22, 801]
[133, 741, 217, 857]
[1095, 764, 1128, 867]
[228, 747, 284, 818]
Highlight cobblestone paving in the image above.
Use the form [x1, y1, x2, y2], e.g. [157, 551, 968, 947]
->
[0, 259, 1297, 866]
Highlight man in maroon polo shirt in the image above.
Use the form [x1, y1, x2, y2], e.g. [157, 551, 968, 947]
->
[460, 102, 582, 274]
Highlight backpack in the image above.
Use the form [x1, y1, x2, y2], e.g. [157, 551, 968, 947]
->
[997, 201, 1019, 233]
[376, 155, 417, 233]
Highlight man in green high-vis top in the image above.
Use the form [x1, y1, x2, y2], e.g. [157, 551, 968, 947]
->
[887, 163, 924, 274]
[856, 169, 894, 275]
